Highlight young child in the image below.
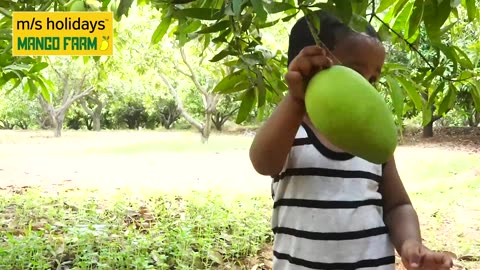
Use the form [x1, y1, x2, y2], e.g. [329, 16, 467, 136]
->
[249, 11, 454, 270]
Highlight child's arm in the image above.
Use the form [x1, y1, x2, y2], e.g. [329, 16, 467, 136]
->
[249, 95, 305, 176]
[380, 157, 453, 269]
[249, 46, 332, 176]
[380, 158, 422, 247]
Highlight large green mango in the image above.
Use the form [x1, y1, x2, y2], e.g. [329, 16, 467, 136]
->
[305, 65, 397, 164]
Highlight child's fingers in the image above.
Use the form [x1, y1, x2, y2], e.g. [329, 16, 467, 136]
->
[310, 55, 333, 71]
[294, 58, 315, 78]
[285, 71, 305, 93]
[423, 252, 453, 269]
[299, 45, 326, 57]
[290, 56, 332, 79]
[401, 244, 423, 268]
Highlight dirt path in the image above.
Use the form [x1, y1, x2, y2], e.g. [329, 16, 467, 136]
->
[0, 129, 478, 195]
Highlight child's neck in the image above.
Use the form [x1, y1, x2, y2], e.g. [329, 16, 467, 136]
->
[303, 116, 348, 154]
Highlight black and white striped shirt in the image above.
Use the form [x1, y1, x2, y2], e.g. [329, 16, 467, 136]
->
[271, 123, 395, 270]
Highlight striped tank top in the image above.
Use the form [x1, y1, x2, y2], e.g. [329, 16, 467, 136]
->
[271, 123, 395, 270]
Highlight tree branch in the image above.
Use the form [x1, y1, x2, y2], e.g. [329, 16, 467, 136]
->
[79, 98, 94, 116]
[59, 86, 94, 117]
[158, 72, 204, 132]
[372, 13, 476, 82]
[172, 64, 191, 77]
[37, 95, 56, 123]
[179, 47, 208, 95]
[369, 0, 375, 23]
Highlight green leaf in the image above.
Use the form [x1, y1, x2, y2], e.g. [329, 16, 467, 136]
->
[212, 29, 231, 43]
[302, 8, 321, 36]
[377, 24, 391, 41]
[251, 0, 268, 23]
[349, 14, 369, 33]
[151, 16, 172, 44]
[221, 81, 250, 94]
[182, 20, 202, 33]
[451, 7, 459, 18]
[332, 0, 352, 24]
[351, 0, 369, 16]
[397, 76, 423, 111]
[385, 75, 405, 121]
[241, 14, 254, 32]
[258, 19, 280, 29]
[236, 88, 256, 124]
[197, 20, 230, 34]
[0, 7, 11, 18]
[255, 70, 266, 108]
[421, 81, 446, 127]
[437, 83, 457, 116]
[407, 0, 424, 39]
[256, 104, 265, 122]
[427, 81, 445, 108]
[422, 0, 447, 42]
[437, 44, 458, 74]
[264, 2, 296, 13]
[422, 102, 433, 126]
[210, 49, 234, 62]
[392, 1, 413, 35]
[451, 0, 461, 8]
[383, 63, 410, 72]
[176, 8, 222, 20]
[26, 78, 38, 99]
[435, 0, 451, 28]
[452, 46, 474, 69]
[28, 62, 48, 73]
[282, 12, 298, 22]
[392, 0, 408, 17]
[465, 0, 476, 21]
[311, 2, 337, 13]
[422, 66, 446, 89]
[376, 0, 396, 13]
[213, 69, 250, 93]
[471, 82, 480, 111]
[440, 21, 457, 35]
[458, 70, 473, 81]
[116, 0, 134, 18]
[233, 0, 242, 16]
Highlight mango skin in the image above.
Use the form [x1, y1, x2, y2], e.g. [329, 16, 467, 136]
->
[69, 1, 86, 11]
[305, 65, 397, 164]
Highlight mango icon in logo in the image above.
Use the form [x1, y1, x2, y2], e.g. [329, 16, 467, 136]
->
[100, 36, 109, 51]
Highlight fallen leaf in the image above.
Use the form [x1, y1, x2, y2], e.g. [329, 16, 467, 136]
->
[458, 255, 480, 261]
[441, 251, 458, 259]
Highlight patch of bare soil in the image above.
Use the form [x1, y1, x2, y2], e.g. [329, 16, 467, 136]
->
[401, 127, 480, 154]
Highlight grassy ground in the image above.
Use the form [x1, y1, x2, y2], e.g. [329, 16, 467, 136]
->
[0, 129, 479, 269]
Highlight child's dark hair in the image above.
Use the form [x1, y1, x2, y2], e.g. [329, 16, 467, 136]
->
[287, 10, 380, 66]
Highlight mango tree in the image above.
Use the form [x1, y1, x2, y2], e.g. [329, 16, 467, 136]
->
[2, 0, 480, 137]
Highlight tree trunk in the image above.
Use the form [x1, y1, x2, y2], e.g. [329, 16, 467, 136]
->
[201, 112, 212, 143]
[53, 112, 66, 138]
[93, 115, 101, 131]
[468, 115, 475, 127]
[54, 122, 62, 137]
[80, 97, 103, 131]
[422, 121, 434, 138]
[92, 104, 103, 131]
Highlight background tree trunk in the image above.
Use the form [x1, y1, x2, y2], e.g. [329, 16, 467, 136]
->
[80, 97, 103, 131]
[423, 122, 434, 138]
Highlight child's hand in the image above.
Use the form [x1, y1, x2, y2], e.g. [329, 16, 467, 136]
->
[285, 45, 333, 104]
[401, 239, 453, 270]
